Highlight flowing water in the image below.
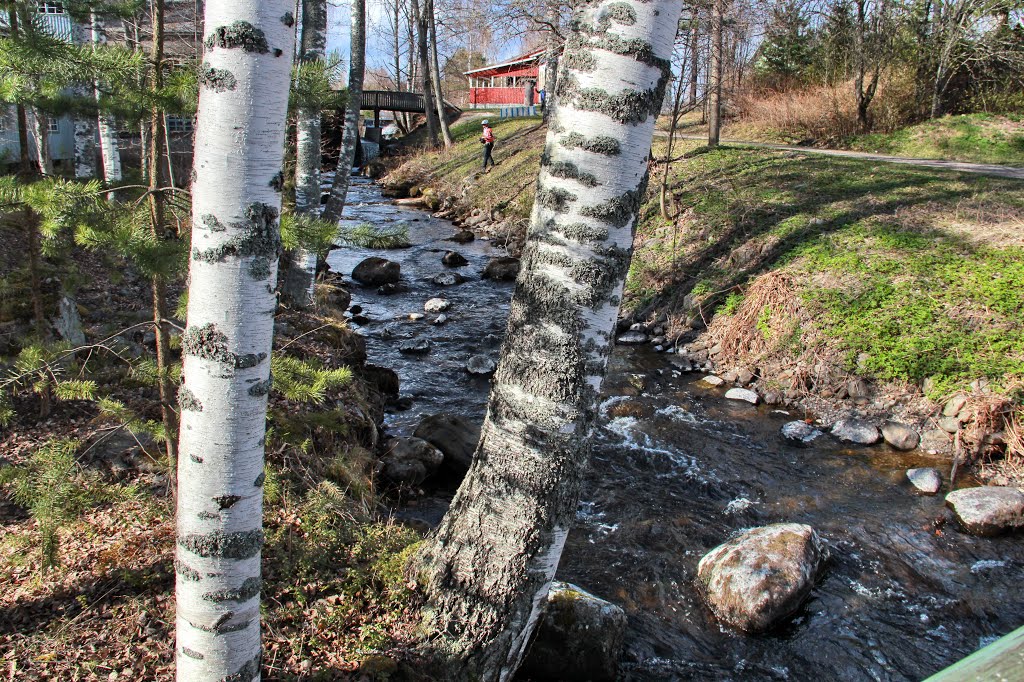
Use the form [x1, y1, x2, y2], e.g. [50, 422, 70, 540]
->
[327, 177, 1024, 682]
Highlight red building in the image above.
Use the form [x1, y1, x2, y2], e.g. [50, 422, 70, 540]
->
[464, 49, 547, 108]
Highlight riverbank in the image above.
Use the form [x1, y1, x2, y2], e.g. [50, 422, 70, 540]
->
[380, 115, 1024, 485]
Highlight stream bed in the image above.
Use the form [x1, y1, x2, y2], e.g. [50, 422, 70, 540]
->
[326, 176, 1024, 682]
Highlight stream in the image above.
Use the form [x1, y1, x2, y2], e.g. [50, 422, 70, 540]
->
[325, 176, 1024, 682]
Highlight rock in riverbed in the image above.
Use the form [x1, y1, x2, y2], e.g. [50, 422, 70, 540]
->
[352, 257, 400, 285]
[725, 388, 759, 404]
[376, 437, 445, 486]
[448, 230, 475, 243]
[398, 338, 431, 355]
[442, 251, 468, 266]
[945, 487, 1024, 536]
[697, 523, 829, 633]
[424, 298, 451, 313]
[432, 272, 465, 286]
[831, 419, 881, 445]
[781, 421, 823, 447]
[616, 332, 648, 345]
[465, 355, 496, 375]
[882, 421, 919, 450]
[520, 582, 627, 682]
[907, 468, 942, 495]
[482, 256, 520, 281]
[414, 413, 480, 479]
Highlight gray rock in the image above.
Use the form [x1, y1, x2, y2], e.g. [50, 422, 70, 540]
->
[465, 355, 496, 375]
[781, 421, 823, 446]
[921, 429, 952, 454]
[520, 582, 626, 682]
[398, 338, 431, 355]
[54, 296, 86, 346]
[701, 375, 725, 387]
[736, 368, 755, 385]
[907, 468, 942, 495]
[945, 487, 1024, 536]
[433, 314, 448, 326]
[377, 437, 446, 486]
[442, 250, 468, 267]
[709, 343, 723, 355]
[721, 370, 739, 383]
[352, 257, 400, 285]
[882, 421, 920, 451]
[938, 416, 961, 434]
[377, 282, 409, 295]
[432, 272, 465, 287]
[424, 298, 451, 313]
[697, 523, 829, 633]
[847, 378, 872, 400]
[763, 391, 783, 405]
[616, 332, 648, 345]
[482, 256, 520, 281]
[449, 230, 475, 243]
[943, 395, 968, 417]
[831, 419, 881, 445]
[725, 388, 759, 405]
[408, 313, 425, 321]
[414, 413, 481, 479]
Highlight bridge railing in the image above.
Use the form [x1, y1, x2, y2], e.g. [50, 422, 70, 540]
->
[360, 90, 461, 114]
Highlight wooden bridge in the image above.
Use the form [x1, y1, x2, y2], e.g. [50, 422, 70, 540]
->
[359, 90, 460, 127]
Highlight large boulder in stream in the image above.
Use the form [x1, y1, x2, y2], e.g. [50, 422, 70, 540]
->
[376, 437, 445, 486]
[945, 486, 1024, 536]
[442, 251, 468, 267]
[352, 257, 400, 286]
[697, 523, 829, 633]
[519, 582, 627, 682]
[482, 257, 520, 281]
[413, 413, 480, 479]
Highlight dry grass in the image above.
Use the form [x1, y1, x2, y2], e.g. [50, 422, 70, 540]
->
[730, 76, 917, 144]
[715, 271, 805, 362]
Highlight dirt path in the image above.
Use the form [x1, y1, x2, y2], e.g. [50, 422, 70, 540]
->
[669, 134, 1024, 180]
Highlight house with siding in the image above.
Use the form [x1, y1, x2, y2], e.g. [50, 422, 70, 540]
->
[464, 49, 548, 109]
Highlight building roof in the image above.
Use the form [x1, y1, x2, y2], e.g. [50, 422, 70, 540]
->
[464, 49, 545, 78]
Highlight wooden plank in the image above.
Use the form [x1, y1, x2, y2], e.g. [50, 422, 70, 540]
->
[924, 624, 1024, 681]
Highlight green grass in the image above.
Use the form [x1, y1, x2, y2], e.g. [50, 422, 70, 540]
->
[848, 114, 1024, 165]
[633, 142, 1024, 398]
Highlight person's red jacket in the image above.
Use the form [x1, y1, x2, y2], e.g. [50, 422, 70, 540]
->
[482, 126, 494, 144]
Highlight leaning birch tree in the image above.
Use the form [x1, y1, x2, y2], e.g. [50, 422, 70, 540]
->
[417, 0, 684, 679]
[281, 0, 328, 306]
[321, 0, 365, 223]
[174, 3, 296, 680]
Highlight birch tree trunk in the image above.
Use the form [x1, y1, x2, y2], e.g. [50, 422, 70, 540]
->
[91, 13, 123, 191]
[427, 0, 453, 147]
[417, 1, 683, 679]
[175, 3, 295, 680]
[281, 0, 327, 307]
[708, 0, 724, 147]
[321, 0, 365, 223]
[542, 4, 560, 123]
[411, 0, 440, 148]
[30, 109, 54, 176]
[73, 99, 98, 178]
[688, 17, 699, 107]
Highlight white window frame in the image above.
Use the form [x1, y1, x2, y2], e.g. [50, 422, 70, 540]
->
[37, 2, 66, 14]
[47, 118, 59, 133]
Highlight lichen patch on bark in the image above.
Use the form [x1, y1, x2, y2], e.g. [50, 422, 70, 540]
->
[202, 576, 261, 603]
[205, 22, 270, 53]
[560, 132, 621, 156]
[199, 63, 238, 92]
[177, 529, 264, 560]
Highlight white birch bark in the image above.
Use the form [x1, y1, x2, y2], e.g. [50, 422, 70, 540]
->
[283, 0, 327, 307]
[29, 109, 53, 176]
[419, 1, 684, 679]
[72, 20, 98, 179]
[175, 3, 296, 680]
[321, 0, 365, 223]
[426, 0, 452, 147]
[91, 13, 123, 189]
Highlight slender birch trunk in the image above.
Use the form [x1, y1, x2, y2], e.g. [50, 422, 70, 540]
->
[281, 0, 327, 307]
[411, 0, 439, 148]
[426, 0, 453, 147]
[418, 1, 683, 679]
[30, 109, 54, 176]
[175, 3, 295, 680]
[91, 13, 123, 191]
[688, 17, 699, 107]
[73, 101, 98, 178]
[321, 0, 365, 223]
[708, 0, 723, 147]
[146, 0, 179, 485]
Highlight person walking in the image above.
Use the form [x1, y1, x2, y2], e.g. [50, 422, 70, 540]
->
[539, 88, 546, 113]
[480, 119, 496, 171]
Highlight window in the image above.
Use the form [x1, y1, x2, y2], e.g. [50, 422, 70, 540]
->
[165, 116, 194, 133]
[47, 118, 59, 134]
[37, 2, 65, 13]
